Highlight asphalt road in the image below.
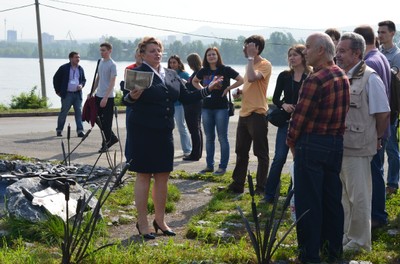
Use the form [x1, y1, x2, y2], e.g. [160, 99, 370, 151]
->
[0, 112, 289, 175]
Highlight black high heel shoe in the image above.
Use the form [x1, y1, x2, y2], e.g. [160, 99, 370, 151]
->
[136, 223, 155, 239]
[153, 220, 176, 236]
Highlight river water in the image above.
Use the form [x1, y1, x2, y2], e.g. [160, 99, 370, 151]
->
[0, 58, 286, 109]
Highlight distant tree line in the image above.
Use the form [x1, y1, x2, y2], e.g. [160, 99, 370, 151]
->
[3, 30, 397, 66]
[0, 32, 305, 66]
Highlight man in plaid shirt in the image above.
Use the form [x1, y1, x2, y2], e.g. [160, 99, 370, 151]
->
[287, 32, 350, 264]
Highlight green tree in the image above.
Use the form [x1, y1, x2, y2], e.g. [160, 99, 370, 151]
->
[264, 32, 297, 65]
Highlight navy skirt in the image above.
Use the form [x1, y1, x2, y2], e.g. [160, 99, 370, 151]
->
[128, 125, 174, 173]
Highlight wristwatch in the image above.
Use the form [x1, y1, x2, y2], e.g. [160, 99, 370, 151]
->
[248, 57, 254, 61]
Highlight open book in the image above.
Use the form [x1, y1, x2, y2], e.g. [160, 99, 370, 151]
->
[124, 69, 154, 91]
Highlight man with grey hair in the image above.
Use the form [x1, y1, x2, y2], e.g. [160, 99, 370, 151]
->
[336, 32, 390, 252]
[287, 32, 349, 263]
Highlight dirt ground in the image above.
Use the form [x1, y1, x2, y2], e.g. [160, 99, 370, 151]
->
[105, 178, 218, 245]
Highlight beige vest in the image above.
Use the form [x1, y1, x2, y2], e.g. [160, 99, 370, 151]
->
[343, 62, 377, 156]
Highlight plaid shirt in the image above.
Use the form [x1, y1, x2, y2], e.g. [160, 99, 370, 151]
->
[287, 61, 350, 148]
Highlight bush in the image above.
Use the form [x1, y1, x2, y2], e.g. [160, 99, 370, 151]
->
[114, 90, 124, 106]
[0, 103, 8, 111]
[10, 86, 48, 109]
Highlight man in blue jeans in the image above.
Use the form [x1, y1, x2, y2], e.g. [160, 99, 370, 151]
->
[378, 20, 400, 197]
[354, 25, 391, 230]
[54, 51, 86, 137]
[287, 32, 350, 263]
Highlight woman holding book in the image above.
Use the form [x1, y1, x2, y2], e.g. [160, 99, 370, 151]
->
[124, 37, 222, 239]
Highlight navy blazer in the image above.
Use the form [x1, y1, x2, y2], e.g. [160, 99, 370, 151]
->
[53, 62, 86, 99]
[125, 63, 210, 130]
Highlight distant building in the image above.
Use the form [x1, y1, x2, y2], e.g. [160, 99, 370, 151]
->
[42, 32, 54, 44]
[99, 35, 107, 43]
[7, 30, 17, 42]
[166, 35, 177, 45]
[182, 35, 191, 44]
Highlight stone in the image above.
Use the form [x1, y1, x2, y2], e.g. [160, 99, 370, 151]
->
[5, 177, 98, 222]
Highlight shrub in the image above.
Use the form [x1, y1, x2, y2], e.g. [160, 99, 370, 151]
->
[114, 90, 123, 106]
[10, 86, 48, 109]
[0, 103, 8, 111]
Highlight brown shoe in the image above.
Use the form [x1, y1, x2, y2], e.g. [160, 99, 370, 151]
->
[386, 186, 397, 197]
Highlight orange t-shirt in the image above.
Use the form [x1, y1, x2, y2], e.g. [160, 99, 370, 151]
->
[239, 58, 272, 117]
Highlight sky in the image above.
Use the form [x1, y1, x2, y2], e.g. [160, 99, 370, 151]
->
[1, 0, 400, 42]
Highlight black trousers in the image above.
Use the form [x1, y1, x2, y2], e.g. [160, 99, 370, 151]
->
[95, 96, 117, 145]
[183, 101, 203, 160]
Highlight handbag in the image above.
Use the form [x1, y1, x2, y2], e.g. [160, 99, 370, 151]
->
[228, 90, 235, 116]
[82, 59, 100, 127]
[267, 107, 290, 127]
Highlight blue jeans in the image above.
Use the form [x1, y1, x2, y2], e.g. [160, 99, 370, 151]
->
[264, 123, 289, 201]
[294, 134, 344, 263]
[202, 108, 230, 169]
[385, 122, 400, 189]
[174, 103, 192, 155]
[56, 92, 84, 133]
[371, 143, 388, 224]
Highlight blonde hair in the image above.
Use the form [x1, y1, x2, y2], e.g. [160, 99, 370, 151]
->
[138, 36, 163, 54]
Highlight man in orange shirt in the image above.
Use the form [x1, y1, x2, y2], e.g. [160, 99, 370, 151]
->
[228, 35, 272, 194]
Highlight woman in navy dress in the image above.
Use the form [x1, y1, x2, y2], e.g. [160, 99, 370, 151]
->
[124, 37, 222, 239]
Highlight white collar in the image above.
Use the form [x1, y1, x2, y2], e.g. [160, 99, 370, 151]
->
[143, 61, 165, 83]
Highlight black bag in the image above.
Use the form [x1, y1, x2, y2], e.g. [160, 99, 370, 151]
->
[228, 90, 235, 116]
[389, 66, 400, 123]
[267, 108, 290, 127]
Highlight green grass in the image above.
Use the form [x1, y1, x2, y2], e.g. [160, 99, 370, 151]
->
[0, 163, 399, 263]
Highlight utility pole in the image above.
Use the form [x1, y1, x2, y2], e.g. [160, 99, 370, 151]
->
[35, 0, 46, 99]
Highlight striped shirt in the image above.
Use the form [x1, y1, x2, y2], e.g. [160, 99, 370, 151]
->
[287, 61, 350, 148]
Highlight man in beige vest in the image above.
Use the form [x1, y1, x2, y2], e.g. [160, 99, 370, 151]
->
[336, 32, 390, 252]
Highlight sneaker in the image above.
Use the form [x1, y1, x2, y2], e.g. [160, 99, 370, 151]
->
[107, 137, 119, 148]
[343, 241, 361, 252]
[98, 145, 108, 153]
[182, 156, 199, 161]
[56, 131, 62, 137]
[213, 168, 226, 176]
[199, 167, 214, 174]
[77, 131, 85, 138]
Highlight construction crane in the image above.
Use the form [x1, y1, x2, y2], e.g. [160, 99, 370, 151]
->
[66, 30, 76, 42]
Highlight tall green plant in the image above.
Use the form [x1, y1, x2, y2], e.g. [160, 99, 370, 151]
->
[237, 173, 308, 264]
[61, 161, 131, 264]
